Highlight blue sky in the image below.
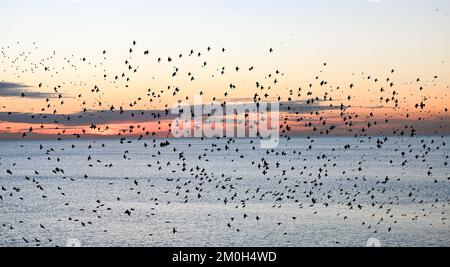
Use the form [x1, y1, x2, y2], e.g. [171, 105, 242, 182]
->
[1, 0, 449, 64]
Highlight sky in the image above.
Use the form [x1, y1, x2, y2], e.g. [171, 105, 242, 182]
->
[0, 0, 449, 139]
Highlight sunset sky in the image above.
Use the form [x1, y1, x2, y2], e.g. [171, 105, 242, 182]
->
[0, 0, 449, 138]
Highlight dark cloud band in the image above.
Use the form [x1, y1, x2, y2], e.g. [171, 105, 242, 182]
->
[0, 81, 60, 99]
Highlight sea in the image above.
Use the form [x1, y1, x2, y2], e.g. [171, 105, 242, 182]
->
[0, 136, 449, 247]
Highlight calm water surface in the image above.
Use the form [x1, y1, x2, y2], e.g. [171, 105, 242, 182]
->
[0, 137, 449, 246]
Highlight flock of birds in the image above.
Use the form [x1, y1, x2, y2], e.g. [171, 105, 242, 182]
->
[0, 39, 449, 246]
